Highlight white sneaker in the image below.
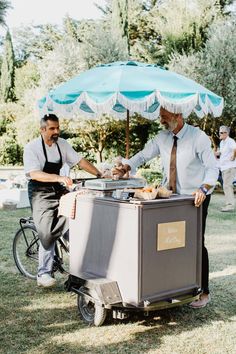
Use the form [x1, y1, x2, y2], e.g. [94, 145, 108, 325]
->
[37, 274, 56, 288]
[221, 204, 234, 212]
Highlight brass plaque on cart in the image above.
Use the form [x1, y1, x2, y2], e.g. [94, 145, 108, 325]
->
[157, 221, 186, 251]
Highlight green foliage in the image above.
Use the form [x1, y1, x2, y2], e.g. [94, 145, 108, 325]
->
[112, 0, 129, 55]
[128, 115, 161, 156]
[59, 115, 160, 164]
[0, 102, 38, 159]
[0, 131, 23, 165]
[168, 16, 236, 143]
[127, 0, 227, 64]
[152, 0, 223, 64]
[200, 18, 236, 122]
[0, 102, 20, 131]
[63, 15, 81, 41]
[12, 24, 63, 62]
[38, 37, 84, 90]
[14, 61, 40, 100]
[0, 0, 235, 166]
[0, 105, 23, 165]
[14, 110, 39, 146]
[0, 0, 11, 27]
[168, 51, 203, 82]
[80, 22, 128, 69]
[0, 30, 15, 102]
[138, 168, 163, 185]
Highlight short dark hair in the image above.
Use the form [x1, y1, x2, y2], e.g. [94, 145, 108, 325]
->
[40, 114, 59, 128]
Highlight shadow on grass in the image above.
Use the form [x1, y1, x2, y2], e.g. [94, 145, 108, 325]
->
[1, 270, 235, 354]
[1, 198, 235, 354]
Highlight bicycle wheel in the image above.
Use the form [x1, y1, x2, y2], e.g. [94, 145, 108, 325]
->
[13, 225, 39, 279]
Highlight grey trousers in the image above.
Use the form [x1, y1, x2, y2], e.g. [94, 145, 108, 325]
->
[28, 184, 69, 276]
[31, 186, 69, 250]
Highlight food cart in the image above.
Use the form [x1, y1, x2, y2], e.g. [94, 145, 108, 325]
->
[66, 179, 202, 326]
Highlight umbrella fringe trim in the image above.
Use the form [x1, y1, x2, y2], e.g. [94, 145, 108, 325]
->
[156, 92, 198, 116]
[39, 91, 223, 119]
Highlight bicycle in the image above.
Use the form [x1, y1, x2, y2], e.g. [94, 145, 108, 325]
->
[13, 216, 69, 280]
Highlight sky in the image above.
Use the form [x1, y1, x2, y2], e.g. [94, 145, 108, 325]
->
[1, 0, 106, 34]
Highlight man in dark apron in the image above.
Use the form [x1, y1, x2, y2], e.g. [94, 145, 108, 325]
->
[24, 114, 102, 288]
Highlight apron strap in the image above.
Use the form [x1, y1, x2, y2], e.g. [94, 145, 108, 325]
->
[41, 136, 63, 165]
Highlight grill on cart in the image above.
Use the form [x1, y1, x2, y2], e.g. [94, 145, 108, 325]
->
[84, 177, 146, 190]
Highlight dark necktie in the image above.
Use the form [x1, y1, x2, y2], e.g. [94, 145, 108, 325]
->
[169, 136, 178, 193]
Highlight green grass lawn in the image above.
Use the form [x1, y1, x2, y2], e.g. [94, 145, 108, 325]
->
[0, 193, 235, 354]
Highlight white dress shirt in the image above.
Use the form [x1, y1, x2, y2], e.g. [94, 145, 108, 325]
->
[23, 137, 82, 179]
[128, 123, 219, 195]
[219, 136, 236, 171]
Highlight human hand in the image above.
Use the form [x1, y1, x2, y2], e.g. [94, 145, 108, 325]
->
[111, 163, 131, 179]
[111, 165, 126, 178]
[230, 155, 235, 161]
[192, 189, 206, 207]
[58, 175, 73, 187]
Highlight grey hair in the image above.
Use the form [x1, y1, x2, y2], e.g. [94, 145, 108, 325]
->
[40, 114, 59, 128]
[219, 125, 230, 134]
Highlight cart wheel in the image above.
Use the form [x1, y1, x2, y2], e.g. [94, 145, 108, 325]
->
[77, 286, 107, 327]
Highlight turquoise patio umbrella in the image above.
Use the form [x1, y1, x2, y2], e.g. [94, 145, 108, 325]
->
[39, 61, 224, 157]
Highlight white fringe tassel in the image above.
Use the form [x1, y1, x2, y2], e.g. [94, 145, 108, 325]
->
[39, 90, 224, 120]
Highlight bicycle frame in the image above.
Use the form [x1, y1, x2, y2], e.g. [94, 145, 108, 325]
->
[19, 217, 39, 260]
[53, 237, 69, 273]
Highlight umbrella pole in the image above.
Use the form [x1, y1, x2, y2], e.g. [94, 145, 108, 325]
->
[126, 110, 130, 159]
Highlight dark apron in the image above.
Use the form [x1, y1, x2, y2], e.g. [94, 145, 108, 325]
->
[28, 137, 69, 250]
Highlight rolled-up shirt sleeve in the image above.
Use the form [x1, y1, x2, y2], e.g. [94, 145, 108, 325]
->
[23, 145, 41, 176]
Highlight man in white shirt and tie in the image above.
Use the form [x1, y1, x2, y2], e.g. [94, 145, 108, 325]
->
[112, 107, 219, 309]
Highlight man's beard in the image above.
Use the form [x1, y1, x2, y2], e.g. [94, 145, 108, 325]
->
[163, 120, 178, 132]
[51, 135, 59, 142]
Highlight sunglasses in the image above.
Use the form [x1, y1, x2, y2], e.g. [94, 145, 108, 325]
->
[219, 132, 227, 134]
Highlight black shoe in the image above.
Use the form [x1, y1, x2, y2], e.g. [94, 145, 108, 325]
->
[63, 230, 69, 242]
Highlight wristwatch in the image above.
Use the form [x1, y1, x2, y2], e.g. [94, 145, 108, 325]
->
[199, 185, 208, 195]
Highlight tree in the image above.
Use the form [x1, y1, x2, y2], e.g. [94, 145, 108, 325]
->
[112, 0, 129, 55]
[80, 22, 128, 69]
[123, 0, 233, 65]
[168, 16, 236, 146]
[150, 0, 226, 64]
[0, 0, 11, 27]
[0, 132, 23, 165]
[64, 116, 125, 163]
[38, 37, 84, 91]
[63, 15, 81, 42]
[14, 61, 40, 101]
[0, 103, 24, 165]
[60, 114, 160, 163]
[0, 30, 15, 102]
[12, 24, 63, 63]
[200, 18, 236, 122]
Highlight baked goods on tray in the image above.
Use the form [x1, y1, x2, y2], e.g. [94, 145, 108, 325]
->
[134, 186, 172, 200]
